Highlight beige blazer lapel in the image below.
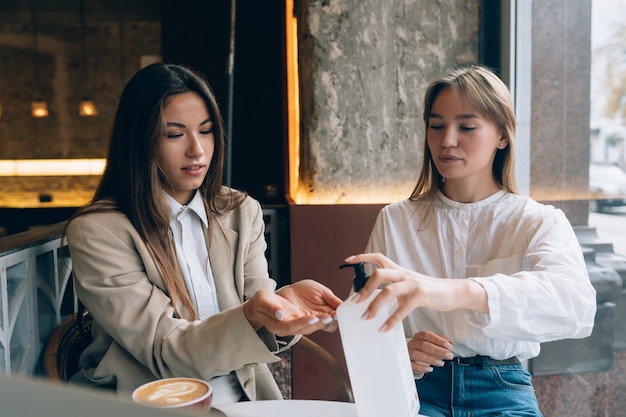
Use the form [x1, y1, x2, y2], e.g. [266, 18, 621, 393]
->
[206, 222, 243, 310]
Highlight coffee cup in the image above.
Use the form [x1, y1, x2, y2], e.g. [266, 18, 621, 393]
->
[132, 377, 213, 413]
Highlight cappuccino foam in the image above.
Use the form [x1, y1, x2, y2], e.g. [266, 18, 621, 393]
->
[133, 378, 210, 407]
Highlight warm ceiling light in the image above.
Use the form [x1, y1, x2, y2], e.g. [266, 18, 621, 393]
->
[31, 0, 48, 119]
[79, 99, 98, 117]
[0, 158, 106, 176]
[78, 0, 98, 118]
[31, 100, 49, 118]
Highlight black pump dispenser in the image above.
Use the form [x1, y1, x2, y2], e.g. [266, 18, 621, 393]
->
[339, 262, 369, 292]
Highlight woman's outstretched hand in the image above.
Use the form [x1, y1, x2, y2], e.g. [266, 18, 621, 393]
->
[343, 253, 488, 332]
[243, 279, 342, 336]
[277, 279, 342, 332]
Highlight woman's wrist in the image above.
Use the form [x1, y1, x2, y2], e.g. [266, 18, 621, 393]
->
[242, 299, 264, 331]
[459, 279, 489, 313]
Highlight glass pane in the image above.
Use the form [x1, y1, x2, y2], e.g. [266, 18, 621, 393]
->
[588, 0, 626, 243]
[9, 298, 33, 374]
[6, 263, 28, 323]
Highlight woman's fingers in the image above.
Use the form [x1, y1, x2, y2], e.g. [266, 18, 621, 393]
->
[411, 360, 435, 374]
[344, 253, 408, 303]
[359, 271, 419, 329]
[407, 331, 454, 372]
[246, 290, 308, 328]
[344, 252, 402, 270]
[409, 332, 454, 358]
[319, 286, 343, 310]
[246, 287, 339, 336]
[278, 279, 341, 322]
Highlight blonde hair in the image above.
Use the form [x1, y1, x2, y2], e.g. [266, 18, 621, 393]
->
[410, 65, 518, 201]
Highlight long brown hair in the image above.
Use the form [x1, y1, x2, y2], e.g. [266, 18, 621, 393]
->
[410, 65, 518, 201]
[66, 63, 245, 319]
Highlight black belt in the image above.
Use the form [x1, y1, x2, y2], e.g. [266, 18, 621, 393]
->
[446, 355, 521, 368]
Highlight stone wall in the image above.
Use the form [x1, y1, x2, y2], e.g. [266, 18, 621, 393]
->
[295, 0, 480, 204]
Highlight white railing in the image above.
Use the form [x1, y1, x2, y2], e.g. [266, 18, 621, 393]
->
[0, 223, 75, 376]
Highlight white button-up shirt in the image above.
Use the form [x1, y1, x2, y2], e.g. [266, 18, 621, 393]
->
[166, 191, 243, 404]
[366, 190, 597, 361]
[166, 191, 220, 319]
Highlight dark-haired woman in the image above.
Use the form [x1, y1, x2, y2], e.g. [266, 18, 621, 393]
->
[65, 63, 342, 404]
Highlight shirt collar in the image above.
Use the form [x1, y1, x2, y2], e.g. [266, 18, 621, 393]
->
[164, 190, 209, 228]
[436, 189, 507, 209]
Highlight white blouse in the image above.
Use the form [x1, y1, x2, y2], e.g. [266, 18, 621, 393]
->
[366, 190, 597, 361]
[166, 191, 220, 319]
[166, 191, 243, 404]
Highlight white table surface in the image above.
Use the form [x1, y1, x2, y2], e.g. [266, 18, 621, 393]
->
[210, 400, 358, 417]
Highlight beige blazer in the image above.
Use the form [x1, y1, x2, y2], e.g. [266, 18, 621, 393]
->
[66, 193, 294, 399]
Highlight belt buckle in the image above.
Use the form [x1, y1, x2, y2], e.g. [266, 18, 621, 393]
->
[453, 357, 471, 366]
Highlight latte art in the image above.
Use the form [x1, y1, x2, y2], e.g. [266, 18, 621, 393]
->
[132, 377, 212, 410]
[146, 380, 207, 405]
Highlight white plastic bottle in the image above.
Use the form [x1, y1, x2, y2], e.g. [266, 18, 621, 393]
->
[336, 263, 420, 417]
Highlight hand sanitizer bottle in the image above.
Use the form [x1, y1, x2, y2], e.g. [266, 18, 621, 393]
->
[336, 263, 420, 417]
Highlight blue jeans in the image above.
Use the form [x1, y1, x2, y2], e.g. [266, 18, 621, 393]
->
[416, 359, 543, 417]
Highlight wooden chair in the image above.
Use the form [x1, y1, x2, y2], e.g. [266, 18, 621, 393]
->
[44, 305, 93, 382]
[297, 335, 354, 403]
[43, 307, 354, 403]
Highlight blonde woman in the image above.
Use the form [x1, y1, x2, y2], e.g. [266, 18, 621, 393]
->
[346, 65, 596, 416]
